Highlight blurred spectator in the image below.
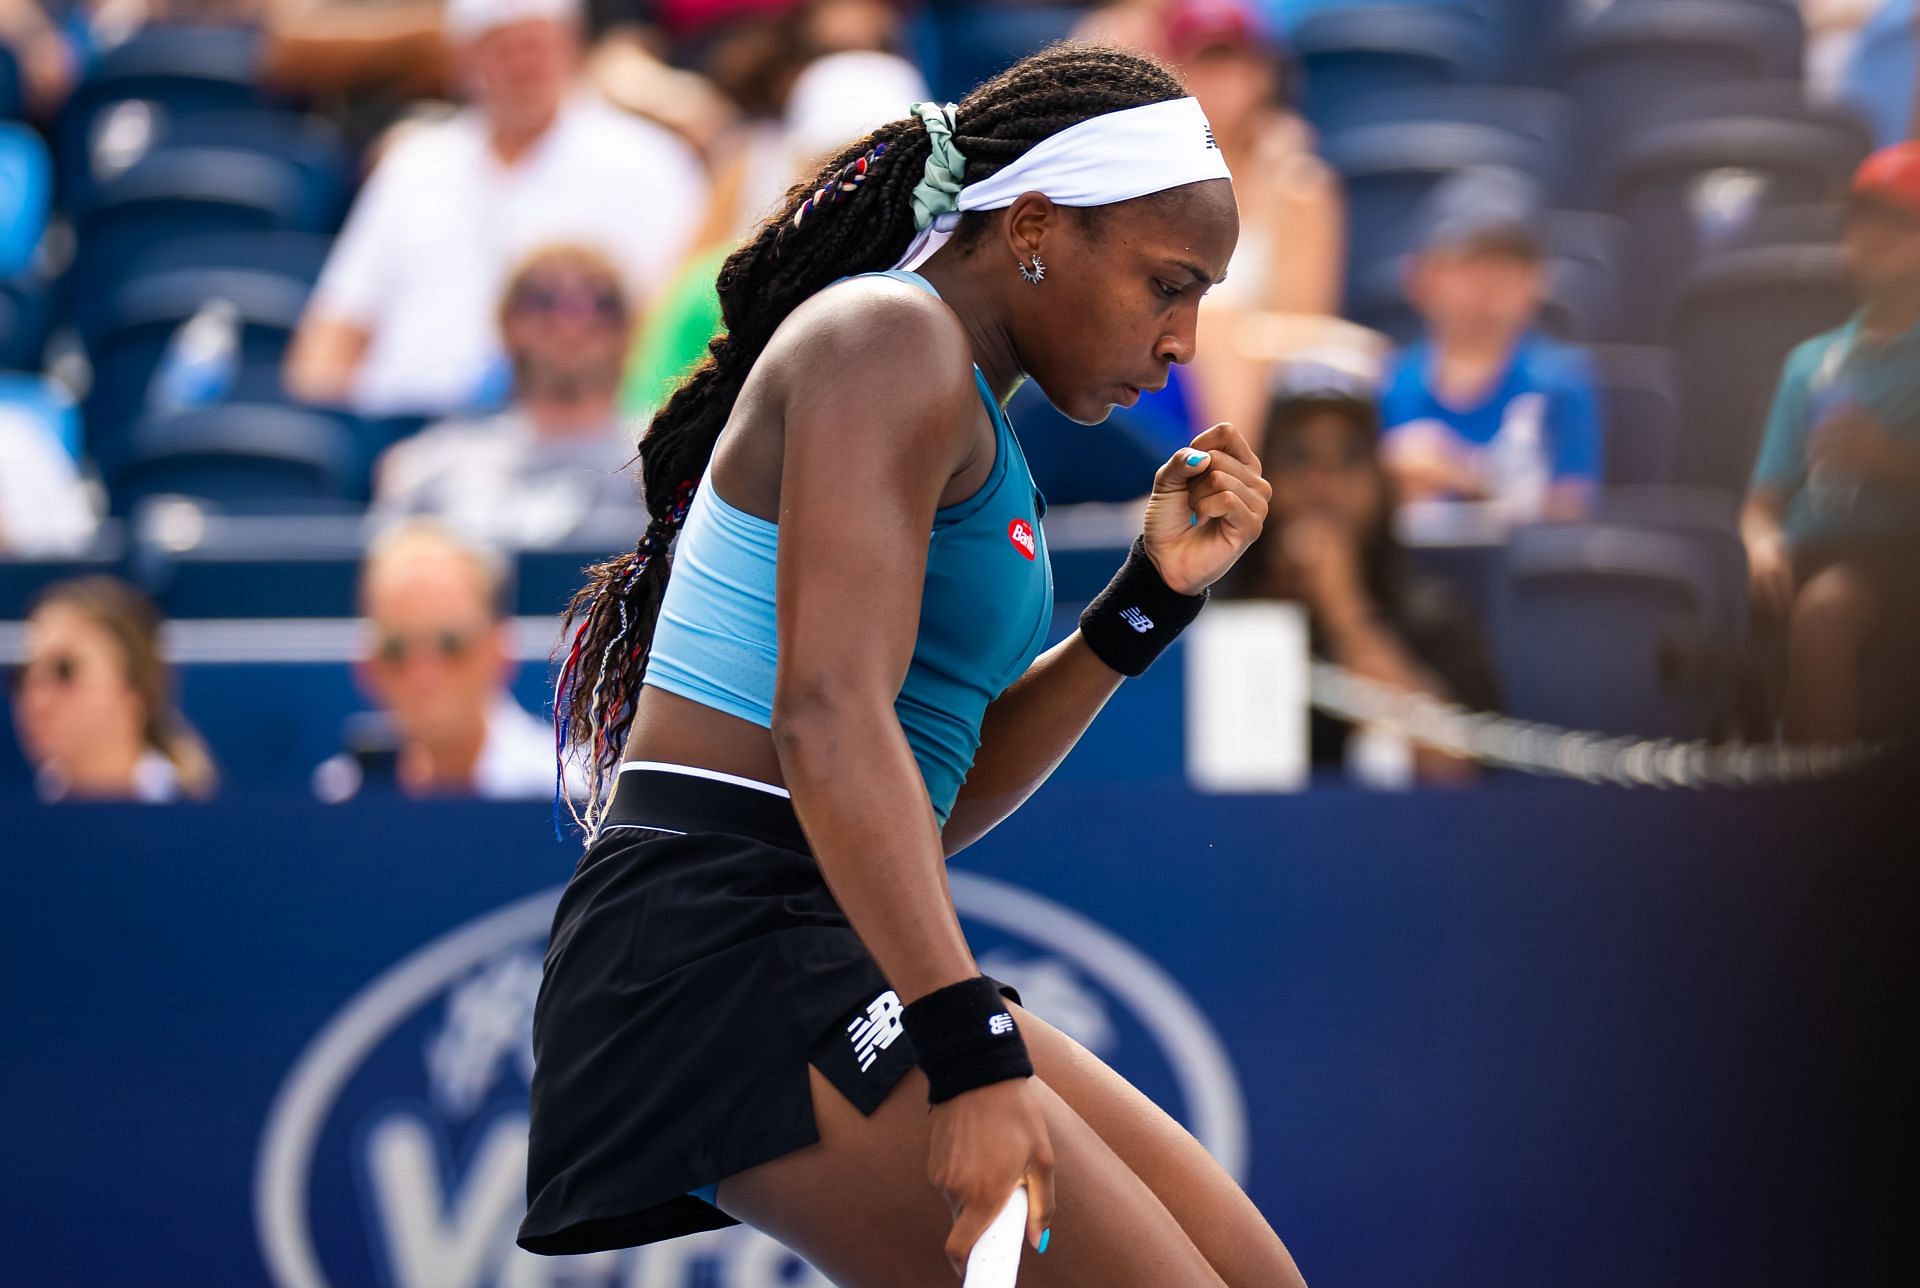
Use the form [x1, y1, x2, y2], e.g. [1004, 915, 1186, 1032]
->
[1741, 143, 1920, 744]
[1164, 0, 1341, 317]
[262, 0, 454, 142]
[12, 577, 217, 802]
[0, 402, 97, 555]
[283, 0, 707, 416]
[619, 49, 927, 418]
[1223, 380, 1499, 784]
[1080, 0, 1345, 438]
[313, 521, 560, 800]
[371, 244, 642, 545]
[1380, 169, 1601, 525]
[0, 0, 77, 116]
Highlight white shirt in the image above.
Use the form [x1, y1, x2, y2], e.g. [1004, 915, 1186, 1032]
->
[311, 95, 708, 416]
[0, 406, 98, 556]
[369, 408, 642, 547]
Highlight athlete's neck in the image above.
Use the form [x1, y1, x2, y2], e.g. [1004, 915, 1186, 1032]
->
[916, 258, 1025, 404]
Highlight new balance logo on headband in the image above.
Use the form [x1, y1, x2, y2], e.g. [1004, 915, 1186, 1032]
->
[1120, 607, 1154, 634]
[1203, 126, 1218, 151]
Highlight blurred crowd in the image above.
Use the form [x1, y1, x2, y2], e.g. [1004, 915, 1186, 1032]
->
[3, 0, 1919, 801]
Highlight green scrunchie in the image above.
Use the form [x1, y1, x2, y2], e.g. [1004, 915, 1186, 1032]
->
[910, 101, 967, 232]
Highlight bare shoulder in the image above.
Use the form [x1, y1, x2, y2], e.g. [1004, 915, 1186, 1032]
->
[767, 274, 980, 428]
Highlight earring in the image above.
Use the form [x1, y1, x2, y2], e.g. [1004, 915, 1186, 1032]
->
[1018, 253, 1046, 285]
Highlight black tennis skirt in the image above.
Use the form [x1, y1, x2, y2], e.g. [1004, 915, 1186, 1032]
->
[518, 764, 1020, 1256]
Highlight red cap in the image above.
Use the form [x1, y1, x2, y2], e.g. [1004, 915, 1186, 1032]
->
[1852, 143, 1920, 219]
[1164, 0, 1271, 58]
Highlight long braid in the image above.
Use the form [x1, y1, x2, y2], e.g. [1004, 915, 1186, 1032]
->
[557, 42, 1186, 835]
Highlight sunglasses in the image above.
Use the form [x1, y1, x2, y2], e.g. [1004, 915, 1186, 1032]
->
[8, 652, 81, 693]
[506, 281, 625, 323]
[374, 627, 484, 667]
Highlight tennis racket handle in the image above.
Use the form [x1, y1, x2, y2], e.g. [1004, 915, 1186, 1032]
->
[964, 1183, 1028, 1288]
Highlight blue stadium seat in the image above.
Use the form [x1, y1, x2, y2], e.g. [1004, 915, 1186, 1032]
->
[84, 265, 313, 450]
[70, 149, 326, 305]
[1560, 1, 1806, 203]
[1647, 80, 1877, 163]
[70, 229, 333, 342]
[1586, 346, 1679, 489]
[1494, 522, 1745, 738]
[1588, 484, 1750, 644]
[1475, 0, 1576, 83]
[0, 269, 51, 370]
[0, 121, 50, 278]
[1668, 242, 1854, 495]
[0, 44, 21, 121]
[912, 3, 1082, 102]
[67, 105, 353, 230]
[1323, 122, 1561, 304]
[1290, 5, 1488, 132]
[108, 405, 360, 512]
[0, 524, 129, 618]
[1718, 201, 1845, 253]
[129, 503, 367, 618]
[1326, 85, 1576, 193]
[55, 26, 268, 187]
[1608, 116, 1867, 341]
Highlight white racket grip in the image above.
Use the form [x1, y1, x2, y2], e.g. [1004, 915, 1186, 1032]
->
[963, 1183, 1028, 1288]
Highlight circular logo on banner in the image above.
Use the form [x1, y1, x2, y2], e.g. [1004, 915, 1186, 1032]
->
[255, 875, 1246, 1288]
[1007, 519, 1036, 560]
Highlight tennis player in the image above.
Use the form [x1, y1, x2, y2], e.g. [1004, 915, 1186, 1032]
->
[520, 43, 1307, 1287]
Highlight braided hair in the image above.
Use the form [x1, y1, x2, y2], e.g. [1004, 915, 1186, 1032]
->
[556, 42, 1186, 831]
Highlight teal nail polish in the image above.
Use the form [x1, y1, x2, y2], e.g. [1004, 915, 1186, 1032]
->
[1038, 1228, 1051, 1255]
[1185, 451, 1207, 468]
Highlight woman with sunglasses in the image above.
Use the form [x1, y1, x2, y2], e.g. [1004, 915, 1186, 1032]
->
[12, 577, 216, 803]
[521, 44, 1306, 1288]
[1222, 383, 1499, 784]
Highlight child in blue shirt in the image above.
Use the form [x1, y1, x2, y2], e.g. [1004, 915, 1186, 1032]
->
[1379, 169, 1602, 524]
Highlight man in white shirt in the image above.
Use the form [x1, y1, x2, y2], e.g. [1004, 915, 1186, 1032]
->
[0, 401, 98, 557]
[313, 520, 569, 801]
[283, 0, 707, 417]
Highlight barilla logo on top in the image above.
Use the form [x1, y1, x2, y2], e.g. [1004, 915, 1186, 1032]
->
[255, 877, 1246, 1288]
[1008, 519, 1037, 560]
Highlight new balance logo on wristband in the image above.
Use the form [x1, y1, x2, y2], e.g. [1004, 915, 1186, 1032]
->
[1120, 607, 1154, 634]
[987, 1012, 1015, 1036]
[848, 989, 905, 1073]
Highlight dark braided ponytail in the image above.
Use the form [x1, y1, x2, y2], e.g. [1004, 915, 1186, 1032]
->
[556, 42, 1186, 830]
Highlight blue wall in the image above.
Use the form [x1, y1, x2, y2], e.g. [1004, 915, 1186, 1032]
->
[3, 764, 1911, 1286]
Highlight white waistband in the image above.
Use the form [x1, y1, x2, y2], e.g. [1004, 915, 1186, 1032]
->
[618, 760, 792, 799]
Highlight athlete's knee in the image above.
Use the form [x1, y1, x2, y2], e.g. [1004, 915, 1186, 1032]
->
[1790, 565, 1880, 652]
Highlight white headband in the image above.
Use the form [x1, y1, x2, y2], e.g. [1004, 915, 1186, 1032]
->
[890, 96, 1234, 272]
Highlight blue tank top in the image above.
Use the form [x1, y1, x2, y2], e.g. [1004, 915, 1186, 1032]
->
[644, 270, 1054, 825]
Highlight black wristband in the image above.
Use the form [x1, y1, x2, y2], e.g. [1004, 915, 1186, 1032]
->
[1077, 537, 1208, 677]
[902, 976, 1033, 1105]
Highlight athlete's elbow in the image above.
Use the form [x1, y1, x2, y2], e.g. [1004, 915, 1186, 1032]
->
[770, 682, 893, 776]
